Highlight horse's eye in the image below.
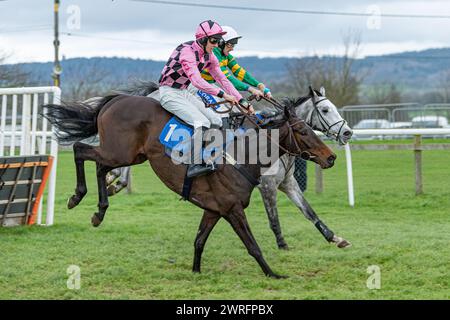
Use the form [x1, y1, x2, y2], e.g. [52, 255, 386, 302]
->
[297, 128, 308, 136]
[322, 107, 329, 113]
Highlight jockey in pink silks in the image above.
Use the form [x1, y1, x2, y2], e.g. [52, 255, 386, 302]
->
[158, 20, 253, 177]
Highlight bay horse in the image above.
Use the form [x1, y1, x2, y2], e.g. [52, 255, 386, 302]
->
[114, 83, 353, 249]
[42, 92, 336, 278]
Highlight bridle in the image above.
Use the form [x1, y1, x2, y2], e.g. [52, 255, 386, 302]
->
[284, 118, 315, 158]
[248, 93, 348, 143]
[225, 100, 312, 157]
[305, 96, 347, 143]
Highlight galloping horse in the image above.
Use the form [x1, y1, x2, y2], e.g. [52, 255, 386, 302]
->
[115, 82, 353, 249]
[42, 91, 336, 278]
[255, 87, 353, 249]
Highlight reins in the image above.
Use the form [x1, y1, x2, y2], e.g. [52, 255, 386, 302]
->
[230, 101, 305, 157]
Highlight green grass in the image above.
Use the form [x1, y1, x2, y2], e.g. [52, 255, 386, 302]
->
[1, 147, 449, 300]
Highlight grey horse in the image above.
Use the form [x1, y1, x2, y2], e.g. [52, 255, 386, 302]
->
[256, 86, 353, 249]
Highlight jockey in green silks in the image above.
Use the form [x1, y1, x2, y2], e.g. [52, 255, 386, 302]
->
[200, 26, 272, 99]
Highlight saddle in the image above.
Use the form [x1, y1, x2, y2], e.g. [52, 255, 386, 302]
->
[159, 115, 263, 201]
[156, 90, 276, 200]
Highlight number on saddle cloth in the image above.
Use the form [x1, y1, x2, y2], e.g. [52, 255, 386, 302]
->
[159, 117, 193, 160]
[159, 117, 241, 163]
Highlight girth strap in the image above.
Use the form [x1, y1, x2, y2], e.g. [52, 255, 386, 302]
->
[223, 152, 260, 186]
[233, 163, 260, 186]
[181, 175, 194, 201]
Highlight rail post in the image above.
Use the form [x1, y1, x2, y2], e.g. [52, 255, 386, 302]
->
[315, 164, 323, 194]
[414, 134, 423, 195]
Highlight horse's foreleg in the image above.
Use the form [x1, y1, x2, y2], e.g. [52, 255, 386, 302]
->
[279, 174, 351, 248]
[91, 162, 112, 227]
[193, 210, 221, 273]
[224, 206, 287, 279]
[67, 142, 95, 209]
[258, 181, 289, 250]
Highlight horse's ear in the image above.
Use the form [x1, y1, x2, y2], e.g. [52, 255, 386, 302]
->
[319, 86, 325, 96]
[284, 104, 290, 118]
[309, 85, 317, 98]
[283, 106, 293, 119]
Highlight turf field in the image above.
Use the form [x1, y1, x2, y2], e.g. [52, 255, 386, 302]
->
[1, 144, 449, 299]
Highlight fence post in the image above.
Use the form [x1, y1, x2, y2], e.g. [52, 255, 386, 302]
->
[126, 168, 132, 194]
[345, 143, 355, 207]
[315, 164, 323, 194]
[414, 134, 423, 195]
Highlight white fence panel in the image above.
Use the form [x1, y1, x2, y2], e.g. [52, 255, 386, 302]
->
[0, 86, 60, 225]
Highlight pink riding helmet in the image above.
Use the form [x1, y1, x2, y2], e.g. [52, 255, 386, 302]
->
[195, 20, 227, 40]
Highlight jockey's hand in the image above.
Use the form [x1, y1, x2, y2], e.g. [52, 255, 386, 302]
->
[239, 98, 255, 115]
[258, 83, 272, 98]
[257, 83, 266, 92]
[247, 104, 256, 115]
[223, 93, 238, 105]
[248, 86, 264, 98]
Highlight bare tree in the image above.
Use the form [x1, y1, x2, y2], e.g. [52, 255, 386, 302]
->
[0, 50, 29, 87]
[438, 70, 450, 103]
[65, 65, 110, 101]
[287, 30, 367, 107]
[365, 82, 402, 104]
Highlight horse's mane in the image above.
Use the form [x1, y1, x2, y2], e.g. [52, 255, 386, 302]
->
[258, 89, 322, 128]
[116, 79, 159, 96]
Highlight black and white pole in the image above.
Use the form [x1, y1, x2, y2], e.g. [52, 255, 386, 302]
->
[52, 0, 62, 87]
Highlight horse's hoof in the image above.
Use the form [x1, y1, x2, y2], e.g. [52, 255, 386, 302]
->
[278, 243, 289, 250]
[91, 214, 102, 227]
[107, 185, 116, 197]
[268, 273, 289, 279]
[333, 236, 351, 248]
[337, 239, 352, 248]
[331, 235, 352, 249]
[67, 195, 79, 210]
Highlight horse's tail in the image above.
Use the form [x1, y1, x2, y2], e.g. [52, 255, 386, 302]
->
[40, 94, 119, 145]
[116, 79, 159, 97]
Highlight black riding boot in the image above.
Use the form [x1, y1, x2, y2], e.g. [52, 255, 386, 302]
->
[186, 127, 217, 178]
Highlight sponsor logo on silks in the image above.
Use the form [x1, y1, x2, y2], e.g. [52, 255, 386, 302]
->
[197, 90, 219, 109]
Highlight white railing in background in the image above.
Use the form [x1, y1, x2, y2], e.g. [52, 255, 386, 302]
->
[0, 86, 60, 226]
[343, 128, 450, 207]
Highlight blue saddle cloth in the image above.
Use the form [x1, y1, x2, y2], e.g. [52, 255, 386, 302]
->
[159, 117, 240, 161]
[159, 116, 193, 152]
[159, 99, 268, 162]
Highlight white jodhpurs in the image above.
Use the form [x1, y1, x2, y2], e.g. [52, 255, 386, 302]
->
[159, 85, 222, 129]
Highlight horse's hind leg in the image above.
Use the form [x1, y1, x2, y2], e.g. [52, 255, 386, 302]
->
[279, 174, 351, 248]
[67, 142, 95, 209]
[193, 210, 221, 273]
[106, 168, 120, 185]
[224, 206, 287, 279]
[258, 180, 289, 250]
[91, 162, 113, 227]
[107, 167, 130, 196]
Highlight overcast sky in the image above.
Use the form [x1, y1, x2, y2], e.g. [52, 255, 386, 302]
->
[1, 0, 450, 63]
